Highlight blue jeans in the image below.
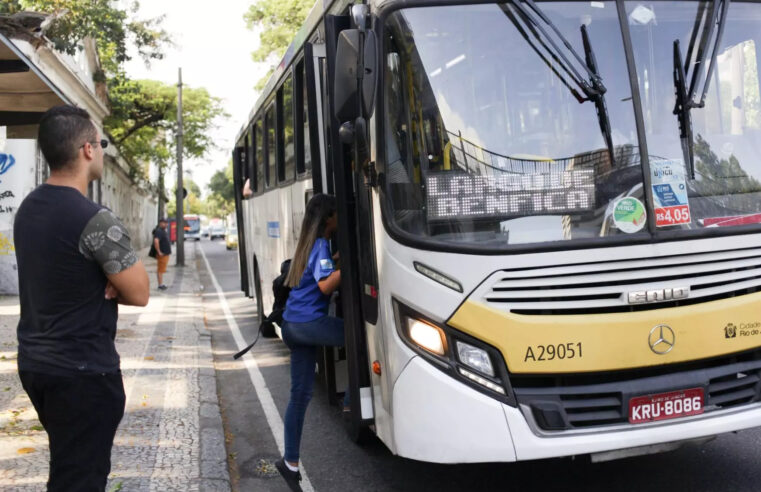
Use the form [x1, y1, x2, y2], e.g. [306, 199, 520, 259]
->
[281, 315, 347, 462]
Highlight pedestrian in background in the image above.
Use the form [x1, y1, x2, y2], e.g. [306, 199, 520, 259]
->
[275, 194, 346, 491]
[153, 217, 172, 290]
[14, 105, 150, 491]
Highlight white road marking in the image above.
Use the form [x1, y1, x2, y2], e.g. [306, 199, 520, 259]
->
[199, 245, 315, 492]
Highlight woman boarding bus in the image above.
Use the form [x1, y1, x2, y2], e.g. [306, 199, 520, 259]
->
[276, 194, 348, 491]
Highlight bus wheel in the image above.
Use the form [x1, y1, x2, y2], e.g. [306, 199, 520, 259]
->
[346, 417, 374, 445]
[254, 261, 275, 338]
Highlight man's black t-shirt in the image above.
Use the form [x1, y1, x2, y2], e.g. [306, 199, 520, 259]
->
[14, 184, 137, 375]
[153, 226, 171, 255]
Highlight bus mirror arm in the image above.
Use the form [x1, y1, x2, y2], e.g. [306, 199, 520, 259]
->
[339, 117, 377, 186]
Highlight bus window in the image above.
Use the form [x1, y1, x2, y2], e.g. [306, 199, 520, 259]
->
[283, 74, 296, 181]
[247, 126, 256, 192]
[298, 60, 311, 175]
[255, 118, 264, 193]
[233, 145, 245, 199]
[243, 131, 252, 196]
[266, 104, 276, 188]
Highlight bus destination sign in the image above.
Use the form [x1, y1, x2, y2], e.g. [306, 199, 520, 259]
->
[426, 170, 595, 221]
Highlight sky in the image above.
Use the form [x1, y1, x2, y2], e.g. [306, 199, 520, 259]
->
[124, 0, 271, 197]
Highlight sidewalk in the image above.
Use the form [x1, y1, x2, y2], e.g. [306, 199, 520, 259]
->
[0, 244, 231, 491]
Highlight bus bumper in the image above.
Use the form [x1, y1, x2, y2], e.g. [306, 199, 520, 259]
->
[505, 401, 761, 461]
[392, 356, 761, 463]
[392, 356, 517, 463]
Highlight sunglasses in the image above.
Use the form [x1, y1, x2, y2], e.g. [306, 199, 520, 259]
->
[80, 139, 109, 149]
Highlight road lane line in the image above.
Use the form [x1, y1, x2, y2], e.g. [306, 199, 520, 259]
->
[199, 245, 315, 492]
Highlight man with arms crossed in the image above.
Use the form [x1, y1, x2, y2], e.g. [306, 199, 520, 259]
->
[14, 105, 149, 491]
[153, 217, 171, 290]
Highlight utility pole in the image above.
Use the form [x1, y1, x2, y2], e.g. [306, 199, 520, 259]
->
[175, 67, 185, 267]
[157, 165, 165, 222]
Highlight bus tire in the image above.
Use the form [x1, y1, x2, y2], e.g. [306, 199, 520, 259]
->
[346, 418, 374, 445]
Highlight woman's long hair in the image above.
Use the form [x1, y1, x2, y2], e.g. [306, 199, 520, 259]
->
[285, 194, 337, 288]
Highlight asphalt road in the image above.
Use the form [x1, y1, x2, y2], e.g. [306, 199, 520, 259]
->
[196, 239, 761, 492]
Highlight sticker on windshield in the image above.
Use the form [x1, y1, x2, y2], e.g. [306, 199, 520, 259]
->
[613, 197, 646, 233]
[651, 159, 691, 227]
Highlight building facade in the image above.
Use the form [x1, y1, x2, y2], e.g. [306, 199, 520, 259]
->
[0, 13, 158, 294]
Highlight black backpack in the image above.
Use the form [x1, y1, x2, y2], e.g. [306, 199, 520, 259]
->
[267, 259, 292, 326]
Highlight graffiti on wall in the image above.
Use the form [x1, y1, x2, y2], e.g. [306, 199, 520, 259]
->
[0, 153, 16, 181]
[0, 140, 37, 294]
[0, 232, 14, 256]
[0, 154, 18, 215]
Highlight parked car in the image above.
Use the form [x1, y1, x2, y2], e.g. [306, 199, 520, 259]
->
[225, 227, 238, 250]
[209, 222, 226, 240]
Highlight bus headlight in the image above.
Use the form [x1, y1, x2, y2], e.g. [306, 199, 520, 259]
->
[393, 299, 516, 406]
[456, 341, 494, 377]
[407, 319, 447, 356]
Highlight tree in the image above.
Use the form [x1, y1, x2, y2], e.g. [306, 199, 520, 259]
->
[208, 163, 235, 202]
[166, 178, 204, 216]
[105, 79, 226, 168]
[2, 0, 169, 76]
[204, 161, 235, 218]
[7, 1, 226, 220]
[244, 0, 313, 88]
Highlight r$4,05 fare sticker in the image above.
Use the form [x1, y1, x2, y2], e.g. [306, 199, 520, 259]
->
[651, 159, 691, 227]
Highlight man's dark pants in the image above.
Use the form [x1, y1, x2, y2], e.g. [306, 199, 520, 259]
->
[19, 371, 125, 492]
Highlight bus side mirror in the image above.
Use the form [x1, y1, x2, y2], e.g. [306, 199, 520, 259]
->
[333, 29, 377, 123]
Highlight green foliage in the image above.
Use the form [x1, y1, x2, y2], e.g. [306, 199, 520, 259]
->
[244, 0, 314, 88]
[166, 178, 203, 217]
[8, 0, 226, 206]
[208, 163, 235, 202]
[105, 78, 226, 172]
[204, 161, 235, 218]
[693, 134, 761, 210]
[0, 1, 23, 14]
[11, 0, 169, 76]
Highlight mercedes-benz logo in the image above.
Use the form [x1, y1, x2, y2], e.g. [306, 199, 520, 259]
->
[648, 324, 675, 354]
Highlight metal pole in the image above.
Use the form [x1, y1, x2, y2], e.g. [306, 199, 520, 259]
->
[175, 67, 185, 266]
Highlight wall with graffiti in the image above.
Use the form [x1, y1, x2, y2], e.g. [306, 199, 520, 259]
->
[0, 140, 37, 294]
[0, 140, 157, 295]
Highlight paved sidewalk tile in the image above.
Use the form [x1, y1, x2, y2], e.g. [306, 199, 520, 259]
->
[0, 245, 230, 491]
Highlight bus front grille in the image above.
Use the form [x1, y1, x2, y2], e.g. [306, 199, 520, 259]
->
[477, 246, 761, 314]
[512, 349, 761, 431]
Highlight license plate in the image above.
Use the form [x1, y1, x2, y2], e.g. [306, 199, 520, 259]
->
[628, 388, 704, 424]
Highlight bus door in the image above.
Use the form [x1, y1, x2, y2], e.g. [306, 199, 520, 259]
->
[324, 12, 376, 439]
[305, 37, 347, 407]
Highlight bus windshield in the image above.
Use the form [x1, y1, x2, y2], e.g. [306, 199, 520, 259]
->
[382, 1, 761, 248]
[184, 216, 201, 233]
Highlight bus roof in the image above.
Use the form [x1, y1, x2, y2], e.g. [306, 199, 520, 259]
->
[234, 0, 348, 145]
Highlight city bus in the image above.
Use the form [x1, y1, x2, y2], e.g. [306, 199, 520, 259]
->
[232, 0, 761, 463]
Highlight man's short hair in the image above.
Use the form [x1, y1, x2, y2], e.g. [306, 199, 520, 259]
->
[38, 105, 97, 171]
[159, 218, 168, 223]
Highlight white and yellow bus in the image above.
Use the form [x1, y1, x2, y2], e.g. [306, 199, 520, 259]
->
[232, 0, 761, 463]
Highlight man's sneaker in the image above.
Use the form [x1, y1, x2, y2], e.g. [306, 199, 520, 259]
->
[275, 458, 302, 492]
[158, 284, 168, 290]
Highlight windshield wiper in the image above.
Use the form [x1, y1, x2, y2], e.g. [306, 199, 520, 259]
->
[582, 24, 614, 167]
[672, 0, 731, 179]
[501, 1, 615, 163]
